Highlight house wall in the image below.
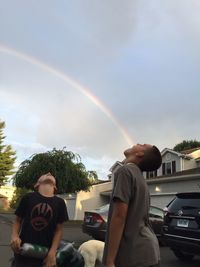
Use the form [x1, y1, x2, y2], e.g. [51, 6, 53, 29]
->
[148, 174, 200, 209]
[144, 152, 182, 178]
[161, 152, 182, 173]
[145, 150, 199, 179]
[0, 197, 9, 209]
[73, 173, 200, 216]
[58, 194, 77, 220]
[74, 182, 112, 220]
[190, 149, 200, 159]
[150, 194, 175, 209]
[0, 185, 16, 202]
[182, 158, 197, 170]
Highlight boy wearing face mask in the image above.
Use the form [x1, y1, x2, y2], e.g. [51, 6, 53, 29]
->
[10, 173, 69, 267]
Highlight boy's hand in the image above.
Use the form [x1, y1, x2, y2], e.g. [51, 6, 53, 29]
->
[105, 264, 115, 267]
[10, 235, 22, 253]
[44, 250, 57, 267]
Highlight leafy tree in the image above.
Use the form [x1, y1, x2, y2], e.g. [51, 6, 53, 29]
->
[87, 170, 98, 184]
[173, 139, 200, 152]
[10, 187, 31, 209]
[0, 120, 16, 186]
[13, 148, 95, 194]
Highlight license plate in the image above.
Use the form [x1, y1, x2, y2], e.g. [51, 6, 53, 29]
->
[177, 219, 189, 227]
[85, 217, 91, 223]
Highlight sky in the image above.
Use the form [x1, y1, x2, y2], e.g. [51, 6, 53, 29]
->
[0, 0, 200, 179]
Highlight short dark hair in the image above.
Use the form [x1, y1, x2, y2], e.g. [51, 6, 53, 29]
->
[138, 146, 162, 172]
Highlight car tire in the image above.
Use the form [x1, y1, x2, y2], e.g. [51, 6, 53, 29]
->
[158, 239, 166, 247]
[172, 249, 194, 261]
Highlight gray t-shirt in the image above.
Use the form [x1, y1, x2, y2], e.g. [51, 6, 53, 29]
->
[103, 163, 160, 267]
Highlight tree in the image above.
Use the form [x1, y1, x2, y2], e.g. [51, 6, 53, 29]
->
[10, 187, 31, 209]
[13, 148, 96, 194]
[0, 120, 16, 186]
[87, 170, 99, 184]
[173, 139, 200, 152]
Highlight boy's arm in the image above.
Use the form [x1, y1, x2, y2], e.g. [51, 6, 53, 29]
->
[44, 223, 64, 266]
[10, 216, 22, 253]
[105, 200, 128, 267]
[105, 167, 132, 267]
[49, 223, 64, 253]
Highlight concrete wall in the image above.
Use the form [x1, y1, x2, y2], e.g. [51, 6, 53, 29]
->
[74, 182, 112, 220]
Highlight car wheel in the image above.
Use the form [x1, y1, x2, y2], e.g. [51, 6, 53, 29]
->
[172, 249, 194, 261]
[158, 239, 166, 247]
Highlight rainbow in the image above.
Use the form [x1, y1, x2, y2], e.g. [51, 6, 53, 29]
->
[0, 44, 133, 146]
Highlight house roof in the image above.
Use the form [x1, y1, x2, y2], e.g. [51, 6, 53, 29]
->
[100, 190, 112, 197]
[161, 148, 179, 156]
[161, 148, 191, 159]
[155, 167, 200, 179]
[109, 161, 123, 172]
[0, 193, 7, 198]
[180, 147, 200, 155]
[147, 168, 200, 185]
[100, 167, 200, 196]
[92, 180, 111, 185]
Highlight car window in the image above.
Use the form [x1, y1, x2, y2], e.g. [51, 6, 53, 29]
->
[168, 197, 200, 213]
[95, 204, 109, 212]
[149, 206, 164, 219]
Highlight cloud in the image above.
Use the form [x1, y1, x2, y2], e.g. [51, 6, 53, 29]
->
[77, 0, 138, 49]
[0, 61, 129, 178]
[83, 155, 119, 179]
[10, 141, 118, 179]
[1, 0, 200, 179]
[6, 140, 49, 167]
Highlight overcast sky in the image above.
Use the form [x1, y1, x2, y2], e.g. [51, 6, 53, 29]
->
[1, 0, 200, 179]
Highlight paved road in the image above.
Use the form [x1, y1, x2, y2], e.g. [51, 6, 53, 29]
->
[160, 246, 200, 267]
[1, 214, 200, 267]
[0, 218, 13, 267]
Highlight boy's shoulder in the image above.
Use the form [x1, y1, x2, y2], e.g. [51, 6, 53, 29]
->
[117, 163, 139, 173]
[21, 191, 43, 202]
[54, 195, 66, 203]
[22, 191, 35, 199]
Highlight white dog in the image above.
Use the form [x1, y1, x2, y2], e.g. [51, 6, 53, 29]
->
[78, 240, 104, 267]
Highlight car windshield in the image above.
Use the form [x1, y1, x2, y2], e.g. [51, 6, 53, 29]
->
[168, 197, 200, 213]
[95, 204, 109, 212]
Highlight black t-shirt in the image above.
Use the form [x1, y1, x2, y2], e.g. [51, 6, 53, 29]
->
[15, 192, 69, 248]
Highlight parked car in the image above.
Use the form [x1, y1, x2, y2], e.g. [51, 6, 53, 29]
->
[162, 192, 200, 261]
[82, 204, 164, 242]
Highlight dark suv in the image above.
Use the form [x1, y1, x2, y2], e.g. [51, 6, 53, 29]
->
[162, 192, 200, 261]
